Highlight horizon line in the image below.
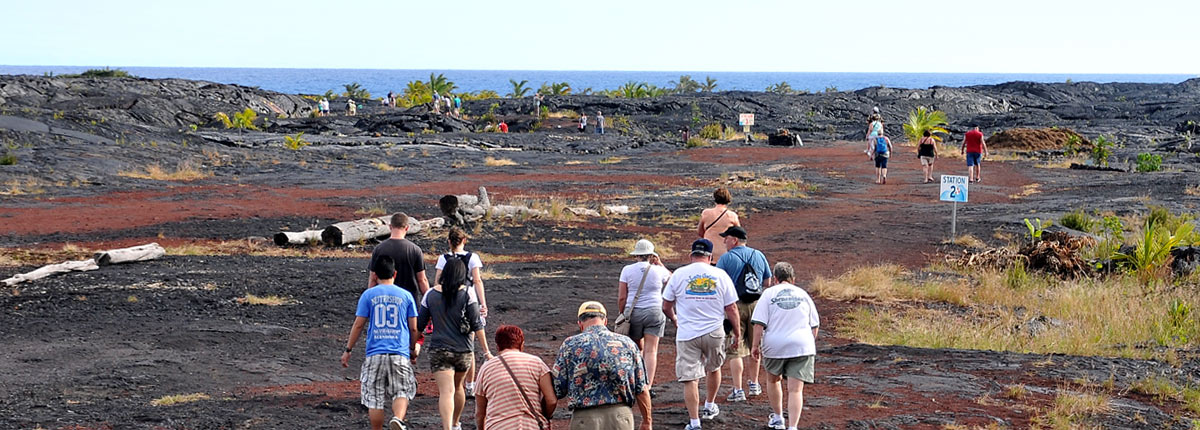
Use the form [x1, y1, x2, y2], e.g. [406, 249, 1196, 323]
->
[1, 64, 1196, 77]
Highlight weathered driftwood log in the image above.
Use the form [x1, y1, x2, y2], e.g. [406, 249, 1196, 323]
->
[94, 243, 166, 266]
[322, 217, 390, 246]
[441, 186, 492, 225]
[274, 230, 324, 246]
[3, 259, 99, 287]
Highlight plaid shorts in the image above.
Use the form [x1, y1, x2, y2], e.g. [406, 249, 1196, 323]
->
[360, 354, 416, 409]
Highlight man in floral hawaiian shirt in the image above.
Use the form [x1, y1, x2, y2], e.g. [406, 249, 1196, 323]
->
[552, 301, 653, 430]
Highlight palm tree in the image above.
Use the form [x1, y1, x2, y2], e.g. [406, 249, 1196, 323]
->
[902, 106, 950, 143]
[701, 76, 718, 93]
[765, 82, 795, 95]
[507, 79, 530, 98]
[550, 82, 571, 96]
[428, 73, 457, 95]
[671, 75, 700, 93]
[343, 82, 370, 100]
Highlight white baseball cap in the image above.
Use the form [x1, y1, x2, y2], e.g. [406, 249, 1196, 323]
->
[630, 239, 657, 256]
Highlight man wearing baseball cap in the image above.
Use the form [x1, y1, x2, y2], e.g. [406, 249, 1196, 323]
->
[663, 239, 741, 430]
[716, 225, 773, 402]
[552, 301, 653, 430]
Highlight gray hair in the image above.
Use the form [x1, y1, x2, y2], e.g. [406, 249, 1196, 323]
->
[773, 262, 795, 283]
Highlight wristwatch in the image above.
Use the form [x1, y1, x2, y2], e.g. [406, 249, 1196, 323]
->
[344, 347, 352, 353]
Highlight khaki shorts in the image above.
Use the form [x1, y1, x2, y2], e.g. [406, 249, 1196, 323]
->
[920, 156, 935, 166]
[763, 355, 815, 383]
[676, 328, 726, 382]
[726, 300, 756, 358]
[570, 404, 634, 430]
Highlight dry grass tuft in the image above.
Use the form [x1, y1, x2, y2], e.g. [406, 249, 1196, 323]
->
[151, 393, 210, 406]
[1032, 390, 1111, 429]
[1009, 183, 1042, 199]
[1186, 185, 1200, 196]
[118, 162, 210, 181]
[1037, 155, 1087, 169]
[719, 172, 815, 198]
[1, 178, 47, 196]
[484, 157, 518, 167]
[948, 234, 986, 249]
[810, 264, 969, 305]
[371, 162, 397, 171]
[1005, 384, 1029, 400]
[598, 156, 628, 164]
[236, 294, 296, 306]
[563, 160, 590, 165]
[164, 240, 367, 259]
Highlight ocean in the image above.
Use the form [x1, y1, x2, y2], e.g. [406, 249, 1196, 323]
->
[0, 66, 1193, 98]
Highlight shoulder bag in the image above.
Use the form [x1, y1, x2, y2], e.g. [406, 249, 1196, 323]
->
[498, 353, 549, 430]
[613, 264, 651, 336]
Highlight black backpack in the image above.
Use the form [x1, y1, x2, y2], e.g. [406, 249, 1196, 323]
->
[444, 252, 475, 285]
[734, 252, 763, 303]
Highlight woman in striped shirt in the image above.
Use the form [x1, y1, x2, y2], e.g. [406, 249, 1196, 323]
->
[475, 325, 557, 430]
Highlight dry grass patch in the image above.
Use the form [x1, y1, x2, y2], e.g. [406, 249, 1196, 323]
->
[564, 160, 590, 165]
[1186, 185, 1200, 196]
[831, 264, 1200, 360]
[1005, 384, 1029, 400]
[1, 177, 47, 195]
[1009, 183, 1042, 199]
[236, 294, 297, 306]
[484, 157, 518, 167]
[151, 393, 210, 406]
[719, 172, 815, 198]
[1032, 390, 1111, 429]
[479, 268, 514, 280]
[0, 244, 94, 266]
[948, 234, 986, 249]
[118, 162, 210, 181]
[165, 240, 367, 258]
[371, 162, 397, 171]
[598, 156, 628, 164]
[1037, 155, 1087, 169]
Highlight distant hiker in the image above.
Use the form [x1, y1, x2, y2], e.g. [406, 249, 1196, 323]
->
[418, 257, 494, 430]
[715, 226, 772, 403]
[865, 109, 883, 152]
[534, 93, 543, 116]
[664, 239, 740, 430]
[433, 91, 442, 114]
[918, 129, 939, 183]
[474, 325, 557, 430]
[961, 126, 988, 183]
[433, 227, 489, 396]
[316, 98, 327, 117]
[445, 96, 454, 116]
[697, 188, 741, 261]
[868, 135, 893, 185]
[682, 126, 690, 143]
[617, 239, 673, 397]
[750, 262, 819, 430]
[387, 91, 395, 107]
[341, 255, 419, 430]
[453, 95, 462, 116]
[498, 121, 509, 133]
[596, 111, 605, 134]
[579, 112, 588, 133]
[368, 213, 431, 305]
[348, 99, 357, 116]
[552, 301, 653, 430]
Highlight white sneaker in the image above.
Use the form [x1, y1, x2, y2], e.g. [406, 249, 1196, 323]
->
[726, 388, 746, 402]
[701, 403, 720, 420]
[388, 417, 407, 430]
[767, 413, 785, 430]
[747, 381, 763, 396]
[684, 424, 702, 430]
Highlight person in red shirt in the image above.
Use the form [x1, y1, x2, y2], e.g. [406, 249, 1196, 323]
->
[498, 121, 509, 133]
[960, 127, 988, 183]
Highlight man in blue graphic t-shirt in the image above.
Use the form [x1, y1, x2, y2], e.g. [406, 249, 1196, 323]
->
[342, 256, 419, 430]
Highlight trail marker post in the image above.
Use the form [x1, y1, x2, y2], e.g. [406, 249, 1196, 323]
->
[739, 113, 754, 142]
[939, 175, 969, 239]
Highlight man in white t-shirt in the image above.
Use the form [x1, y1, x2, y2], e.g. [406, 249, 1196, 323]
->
[617, 239, 672, 396]
[663, 239, 740, 430]
[750, 262, 819, 430]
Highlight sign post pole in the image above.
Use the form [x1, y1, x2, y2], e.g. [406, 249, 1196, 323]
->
[951, 201, 957, 240]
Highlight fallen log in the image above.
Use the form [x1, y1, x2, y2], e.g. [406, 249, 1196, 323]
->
[94, 243, 166, 266]
[274, 230, 323, 246]
[3, 259, 99, 287]
[322, 217, 390, 246]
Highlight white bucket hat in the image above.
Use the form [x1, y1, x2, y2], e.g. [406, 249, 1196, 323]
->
[630, 239, 657, 256]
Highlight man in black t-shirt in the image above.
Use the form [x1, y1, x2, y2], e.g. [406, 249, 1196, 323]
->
[367, 213, 430, 300]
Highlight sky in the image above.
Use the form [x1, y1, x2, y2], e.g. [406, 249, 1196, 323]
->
[2, 0, 1197, 74]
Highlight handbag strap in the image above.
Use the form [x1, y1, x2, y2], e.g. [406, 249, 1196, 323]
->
[623, 263, 653, 318]
[704, 209, 729, 231]
[497, 353, 547, 430]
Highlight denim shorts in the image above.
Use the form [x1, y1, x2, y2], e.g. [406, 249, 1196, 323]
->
[874, 155, 889, 168]
[966, 152, 982, 166]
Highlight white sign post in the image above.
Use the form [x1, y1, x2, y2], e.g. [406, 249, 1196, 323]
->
[738, 113, 754, 141]
[939, 175, 969, 239]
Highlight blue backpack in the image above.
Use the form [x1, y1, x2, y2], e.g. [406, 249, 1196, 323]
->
[874, 137, 889, 155]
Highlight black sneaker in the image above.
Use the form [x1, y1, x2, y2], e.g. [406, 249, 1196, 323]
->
[388, 417, 407, 430]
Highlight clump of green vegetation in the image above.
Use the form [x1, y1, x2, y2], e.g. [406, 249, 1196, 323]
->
[1116, 220, 1195, 285]
[231, 108, 258, 132]
[765, 82, 797, 95]
[699, 123, 724, 140]
[151, 392, 210, 406]
[0, 154, 15, 166]
[1091, 134, 1116, 167]
[66, 67, 134, 78]
[685, 137, 710, 148]
[1060, 209, 1097, 233]
[902, 106, 949, 143]
[1024, 218, 1051, 245]
[283, 132, 308, 150]
[1135, 152, 1163, 172]
[480, 103, 499, 124]
[1064, 133, 1084, 156]
[507, 79, 531, 98]
[537, 81, 571, 96]
[213, 112, 234, 129]
[342, 82, 371, 100]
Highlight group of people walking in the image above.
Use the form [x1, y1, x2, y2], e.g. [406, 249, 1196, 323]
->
[342, 188, 820, 430]
[864, 107, 990, 185]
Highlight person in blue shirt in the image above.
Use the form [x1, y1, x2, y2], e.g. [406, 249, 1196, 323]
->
[715, 226, 773, 403]
[342, 256, 420, 430]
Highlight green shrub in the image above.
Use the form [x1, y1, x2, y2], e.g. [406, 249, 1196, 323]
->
[1064, 134, 1083, 156]
[1116, 220, 1194, 285]
[1024, 218, 1051, 245]
[1091, 135, 1116, 167]
[699, 123, 723, 140]
[68, 67, 133, 78]
[685, 137, 710, 148]
[1136, 152, 1163, 172]
[0, 153, 15, 165]
[539, 105, 549, 120]
[1147, 205, 1195, 232]
[480, 103, 499, 123]
[283, 132, 308, 150]
[1060, 209, 1097, 233]
[231, 108, 258, 131]
[765, 82, 796, 95]
[1153, 299, 1195, 346]
[1005, 259, 1030, 289]
[213, 112, 233, 129]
